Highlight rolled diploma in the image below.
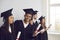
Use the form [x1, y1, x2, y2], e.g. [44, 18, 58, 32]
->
[17, 31, 21, 39]
[36, 24, 41, 30]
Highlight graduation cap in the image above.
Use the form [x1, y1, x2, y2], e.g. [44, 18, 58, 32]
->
[33, 10, 38, 15]
[39, 16, 45, 21]
[23, 8, 34, 15]
[1, 8, 13, 21]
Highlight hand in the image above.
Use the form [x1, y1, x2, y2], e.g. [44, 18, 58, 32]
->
[47, 24, 52, 30]
[16, 38, 19, 40]
[48, 24, 51, 28]
[33, 30, 39, 37]
[40, 29, 45, 34]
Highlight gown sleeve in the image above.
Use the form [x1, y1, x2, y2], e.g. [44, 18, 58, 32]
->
[0, 27, 6, 40]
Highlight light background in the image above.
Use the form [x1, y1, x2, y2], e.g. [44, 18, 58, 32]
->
[0, 0, 60, 34]
[0, 0, 60, 40]
[0, 0, 44, 26]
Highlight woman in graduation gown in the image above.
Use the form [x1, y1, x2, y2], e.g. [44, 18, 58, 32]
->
[0, 8, 16, 40]
[36, 16, 50, 40]
[31, 10, 39, 40]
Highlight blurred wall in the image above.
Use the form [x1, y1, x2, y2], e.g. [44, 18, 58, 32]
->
[0, 0, 48, 27]
[48, 34, 60, 40]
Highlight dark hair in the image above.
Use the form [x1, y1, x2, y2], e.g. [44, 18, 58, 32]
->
[2, 16, 14, 32]
[40, 17, 46, 28]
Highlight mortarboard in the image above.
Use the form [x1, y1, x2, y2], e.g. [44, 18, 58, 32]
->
[39, 16, 45, 21]
[23, 8, 34, 15]
[1, 8, 13, 21]
[33, 10, 38, 15]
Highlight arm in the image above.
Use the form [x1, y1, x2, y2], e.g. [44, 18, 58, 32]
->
[33, 24, 51, 36]
[39, 24, 51, 34]
[33, 24, 41, 37]
[44, 24, 51, 31]
[14, 20, 22, 40]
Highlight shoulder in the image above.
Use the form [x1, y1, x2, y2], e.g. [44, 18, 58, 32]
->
[14, 20, 23, 28]
[15, 20, 22, 22]
[14, 20, 22, 24]
[0, 25, 5, 30]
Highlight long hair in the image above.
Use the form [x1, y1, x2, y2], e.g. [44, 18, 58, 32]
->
[40, 18, 46, 29]
[2, 17, 14, 32]
[2, 17, 9, 31]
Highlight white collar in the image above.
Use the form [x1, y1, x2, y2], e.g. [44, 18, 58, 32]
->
[23, 20, 29, 28]
[9, 25, 12, 33]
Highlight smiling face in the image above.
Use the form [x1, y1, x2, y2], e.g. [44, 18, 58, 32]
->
[8, 15, 14, 24]
[24, 13, 32, 22]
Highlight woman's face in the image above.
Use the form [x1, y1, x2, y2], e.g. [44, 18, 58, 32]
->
[8, 15, 14, 24]
[33, 14, 37, 20]
[41, 18, 45, 24]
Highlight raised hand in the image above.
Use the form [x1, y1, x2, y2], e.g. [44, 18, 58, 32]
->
[39, 29, 45, 34]
[48, 24, 52, 28]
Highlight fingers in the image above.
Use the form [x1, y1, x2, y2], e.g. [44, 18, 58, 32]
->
[16, 38, 19, 40]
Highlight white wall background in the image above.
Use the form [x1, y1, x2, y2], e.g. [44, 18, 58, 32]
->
[0, 0, 48, 27]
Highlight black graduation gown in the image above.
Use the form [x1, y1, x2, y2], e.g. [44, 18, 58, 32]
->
[0, 24, 16, 40]
[37, 26, 48, 40]
[14, 20, 34, 40]
[32, 21, 39, 40]
[33, 21, 39, 31]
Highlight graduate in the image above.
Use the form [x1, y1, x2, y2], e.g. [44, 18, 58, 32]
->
[14, 8, 35, 40]
[34, 16, 51, 40]
[0, 8, 16, 40]
[30, 10, 40, 40]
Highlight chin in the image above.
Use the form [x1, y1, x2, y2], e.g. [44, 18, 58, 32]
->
[9, 22, 13, 24]
[26, 20, 29, 22]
